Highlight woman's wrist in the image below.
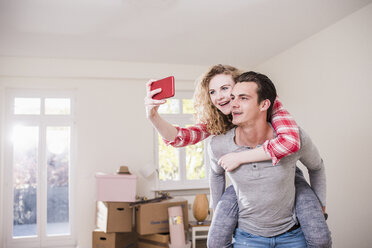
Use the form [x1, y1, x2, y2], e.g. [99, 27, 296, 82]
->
[239, 147, 271, 164]
[237, 152, 247, 165]
[147, 108, 159, 120]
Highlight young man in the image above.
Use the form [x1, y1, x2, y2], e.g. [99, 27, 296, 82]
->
[208, 71, 327, 247]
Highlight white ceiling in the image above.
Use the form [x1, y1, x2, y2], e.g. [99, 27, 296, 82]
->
[0, 0, 371, 67]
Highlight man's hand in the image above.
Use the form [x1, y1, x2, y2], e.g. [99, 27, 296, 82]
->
[218, 152, 244, 172]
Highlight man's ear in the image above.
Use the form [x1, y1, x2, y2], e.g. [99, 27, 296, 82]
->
[260, 99, 271, 112]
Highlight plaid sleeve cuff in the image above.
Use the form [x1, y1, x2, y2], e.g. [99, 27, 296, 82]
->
[162, 124, 210, 148]
[263, 140, 280, 165]
[162, 126, 184, 147]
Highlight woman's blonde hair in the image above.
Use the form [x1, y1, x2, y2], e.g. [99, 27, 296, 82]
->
[193, 64, 241, 135]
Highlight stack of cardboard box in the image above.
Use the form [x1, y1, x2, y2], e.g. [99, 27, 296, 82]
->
[93, 170, 138, 248]
[93, 168, 189, 248]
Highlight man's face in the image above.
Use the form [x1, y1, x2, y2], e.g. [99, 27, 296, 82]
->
[230, 82, 262, 126]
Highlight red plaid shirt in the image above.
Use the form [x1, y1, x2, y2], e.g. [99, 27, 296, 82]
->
[163, 97, 300, 165]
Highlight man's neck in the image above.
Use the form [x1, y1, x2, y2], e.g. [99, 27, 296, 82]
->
[235, 119, 274, 148]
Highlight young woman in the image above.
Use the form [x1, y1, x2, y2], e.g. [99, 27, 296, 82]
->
[144, 65, 331, 248]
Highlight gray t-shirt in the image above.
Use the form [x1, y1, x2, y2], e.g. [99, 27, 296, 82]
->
[208, 126, 326, 237]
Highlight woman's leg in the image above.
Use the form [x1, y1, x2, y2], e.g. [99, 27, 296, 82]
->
[295, 167, 332, 248]
[207, 185, 239, 248]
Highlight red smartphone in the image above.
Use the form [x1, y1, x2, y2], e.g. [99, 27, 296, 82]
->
[150, 76, 175, 100]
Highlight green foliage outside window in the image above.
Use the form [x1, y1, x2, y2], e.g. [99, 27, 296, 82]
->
[186, 141, 205, 180]
[158, 135, 179, 181]
[182, 99, 195, 114]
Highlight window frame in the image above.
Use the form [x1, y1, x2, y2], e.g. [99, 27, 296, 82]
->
[154, 91, 210, 191]
[3, 89, 77, 248]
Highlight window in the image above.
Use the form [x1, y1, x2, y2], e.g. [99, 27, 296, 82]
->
[155, 92, 209, 190]
[3, 90, 76, 248]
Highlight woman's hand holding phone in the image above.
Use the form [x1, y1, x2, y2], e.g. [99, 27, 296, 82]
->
[144, 79, 167, 119]
[150, 76, 175, 100]
[144, 78, 179, 142]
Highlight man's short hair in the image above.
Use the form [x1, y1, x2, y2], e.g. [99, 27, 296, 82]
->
[235, 71, 277, 121]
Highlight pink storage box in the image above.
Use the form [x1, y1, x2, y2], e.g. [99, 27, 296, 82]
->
[96, 173, 137, 202]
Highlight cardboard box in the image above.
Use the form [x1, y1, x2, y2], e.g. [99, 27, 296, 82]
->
[92, 229, 137, 248]
[96, 201, 133, 233]
[96, 173, 137, 202]
[135, 199, 188, 235]
[138, 233, 169, 248]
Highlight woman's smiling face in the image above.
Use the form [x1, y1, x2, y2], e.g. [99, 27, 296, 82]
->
[208, 73, 236, 115]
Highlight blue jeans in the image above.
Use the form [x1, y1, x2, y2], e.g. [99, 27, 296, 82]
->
[233, 227, 307, 248]
[207, 167, 332, 248]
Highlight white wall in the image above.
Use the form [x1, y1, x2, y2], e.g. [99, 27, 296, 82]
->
[0, 58, 207, 247]
[254, 3, 372, 248]
[0, 81, 4, 247]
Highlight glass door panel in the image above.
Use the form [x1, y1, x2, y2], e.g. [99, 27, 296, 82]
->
[12, 126, 39, 238]
[46, 126, 71, 236]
